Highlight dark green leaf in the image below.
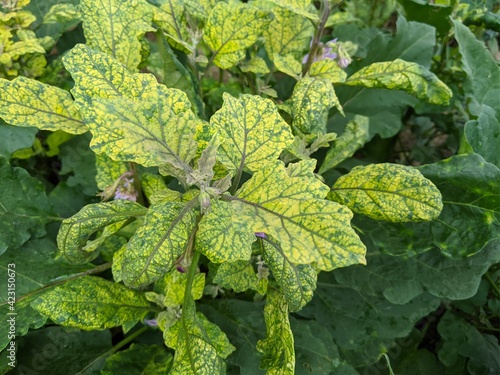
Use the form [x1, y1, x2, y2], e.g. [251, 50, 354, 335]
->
[464, 105, 500, 168]
[101, 344, 173, 374]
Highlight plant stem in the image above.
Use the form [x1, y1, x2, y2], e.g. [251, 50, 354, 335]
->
[129, 162, 145, 206]
[485, 272, 500, 297]
[302, 0, 331, 76]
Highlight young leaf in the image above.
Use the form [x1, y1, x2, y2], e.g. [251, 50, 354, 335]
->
[31, 276, 151, 330]
[292, 77, 343, 134]
[272, 53, 302, 79]
[260, 238, 317, 312]
[164, 312, 235, 374]
[319, 114, 369, 173]
[309, 59, 348, 84]
[228, 161, 366, 271]
[203, 2, 271, 69]
[157, 269, 205, 307]
[329, 163, 443, 222]
[0, 76, 86, 134]
[57, 200, 146, 264]
[211, 93, 294, 173]
[121, 200, 198, 288]
[344, 59, 452, 106]
[79, 0, 154, 71]
[256, 290, 295, 374]
[212, 260, 259, 293]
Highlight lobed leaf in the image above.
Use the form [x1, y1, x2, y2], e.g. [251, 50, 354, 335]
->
[31, 276, 151, 330]
[203, 2, 272, 69]
[464, 105, 500, 168]
[256, 290, 295, 374]
[57, 200, 145, 264]
[329, 163, 443, 222]
[344, 59, 452, 106]
[121, 200, 198, 288]
[79, 0, 154, 71]
[0, 76, 86, 134]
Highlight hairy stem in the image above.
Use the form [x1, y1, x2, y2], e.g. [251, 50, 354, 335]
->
[302, 0, 331, 76]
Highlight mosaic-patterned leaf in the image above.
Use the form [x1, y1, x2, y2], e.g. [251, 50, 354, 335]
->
[164, 312, 235, 374]
[31, 276, 151, 330]
[150, 1, 191, 53]
[272, 53, 302, 79]
[211, 93, 294, 173]
[203, 2, 271, 69]
[80, 0, 154, 70]
[256, 290, 295, 374]
[0, 76, 86, 134]
[292, 77, 343, 134]
[260, 238, 317, 312]
[240, 56, 270, 74]
[157, 269, 205, 307]
[344, 59, 452, 106]
[269, 0, 318, 21]
[121, 201, 197, 288]
[57, 200, 146, 264]
[228, 161, 366, 270]
[319, 115, 369, 173]
[183, 0, 217, 24]
[95, 153, 128, 191]
[212, 260, 259, 293]
[309, 59, 347, 84]
[196, 200, 255, 263]
[141, 173, 182, 204]
[329, 163, 443, 222]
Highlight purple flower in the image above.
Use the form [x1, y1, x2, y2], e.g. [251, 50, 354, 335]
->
[114, 172, 138, 202]
[144, 318, 158, 327]
[302, 38, 352, 68]
[255, 232, 267, 239]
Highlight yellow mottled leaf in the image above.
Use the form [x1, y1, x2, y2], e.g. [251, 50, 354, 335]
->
[257, 290, 295, 374]
[121, 200, 198, 288]
[151, 1, 192, 53]
[269, 0, 318, 21]
[203, 2, 271, 69]
[227, 161, 366, 270]
[319, 115, 369, 174]
[329, 163, 443, 222]
[211, 93, 294, 173]
[80, 0, 154, 70]
[240, 56, 270, 74]
[157, 269, 205, 307]
[273, 53, 302, 79]
[344, 59, 452, 105]
[0, 76, 86, 134]
[42, 3, 80, 24]
[212, 260, 259, 293]
[264, 7, 313, 60]
[31, 276, 151, 330]
[292, 77, 343, 134]
[183, 0, 217, 23]
[141, 173, 182, 204]
[309, 58, 347, 83]
[95, 153, 129, 192]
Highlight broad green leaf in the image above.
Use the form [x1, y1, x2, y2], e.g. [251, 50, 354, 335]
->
[0, 121, 37, 159]
[85, 85, 201, 172]
[211, 93, 294, 173]
[256, 290, 295, 374]
[272, 53, 302, 79]
[31, 276, 151, 330]
[229, 161, 366, 270]
[319, 115, 369, 173]
[329, 163, 443, 222]
[157, 269, 205, 307]
[212, 260, 259, 293]
[203, 2, 271, 69]
[464, 105, 500, 168]
[269, 0, 318, 21]
[355, 154, 500, 257]
[101, 344, 173, 375]
[150, 1, 191, 53]
[292, 77, 343, 134]
[453, 20, 500, 117]
[0, 76, 86, 134]
[260, 238, 316, 312]
[263, 7, 313, 60]
[80, 0, 154, 71]
[398, 0, 453, 36]
[57, 200, 146, 264]
[344, 59, 452, 106]
[197, 200, 255, 263]
[121, 200, 197, 288]
[309, 59, 347, 84]
[0, 159, 54, 254]
[164, 312, 235, 374]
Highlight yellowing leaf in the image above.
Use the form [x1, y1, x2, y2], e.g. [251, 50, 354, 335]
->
[151, 1, 192, 53]
[240, 56, 270, 74]
[269, 0, 318, 21]
[319, 115, 370, 174]
[0, 76, 86, 134]
[203, 2, 271, 69]
[309, 59, 347, 83]
[85, 85, 201, 172]
[164, 312, 235, 374]
[227, 161, 366, 271]
[31, 276, 151, 330]
[183, 0, 217, 23]
[121, 200, 198, 288]
[256, 290, 295, 374]
[273, 53, 302, 79]
[260, 237, 317, 312]
[212, 260, 259, 293]
[80, 0, 154, 70]
[291, 77, 344, 134]
[211, 93, 294, 174]
[329, 163, 443, 222]
[157, 269, 205, 307]
[141, 173, 182, 204]
[196, 200, 255, 263]
[344, 59, 452, 105]
[95, 153, 128, 190]
[264, 7, 313, 61]
[57, 200, 146, 264]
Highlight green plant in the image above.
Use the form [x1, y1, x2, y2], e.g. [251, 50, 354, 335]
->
[0, 0, 498, 374]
